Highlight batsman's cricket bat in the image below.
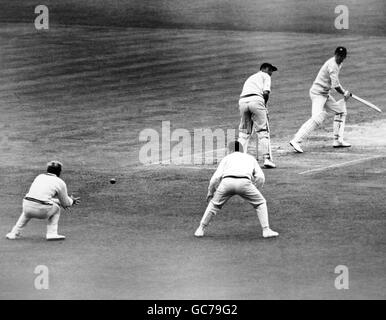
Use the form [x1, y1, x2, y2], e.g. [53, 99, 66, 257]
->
[352, 94, 382, 113]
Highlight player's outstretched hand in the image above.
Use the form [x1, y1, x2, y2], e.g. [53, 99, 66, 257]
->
[344, 90, 352, 101]
[70, 195, 81, 205]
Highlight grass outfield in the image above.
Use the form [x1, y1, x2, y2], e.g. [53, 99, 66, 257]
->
[0, 24, 385, 299]
[1, 0, 385, 35]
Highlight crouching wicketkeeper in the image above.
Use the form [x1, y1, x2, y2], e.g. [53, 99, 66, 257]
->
[6, 161, 80, 241]
[194, 141, 278, 238]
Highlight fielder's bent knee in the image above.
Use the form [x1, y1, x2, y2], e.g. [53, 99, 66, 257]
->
[48, 204, 61, 218]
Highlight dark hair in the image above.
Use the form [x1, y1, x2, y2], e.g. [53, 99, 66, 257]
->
[260, 62, 278, 71]
[47, 161, 62, 177]
[335, 46, 347, 57]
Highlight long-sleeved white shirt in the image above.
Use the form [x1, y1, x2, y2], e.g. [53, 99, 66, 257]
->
[240, 71, 271, 99]
[25, 173, 74, 208]
[311, 57, 343, 95]
[208, 152, 265, 195]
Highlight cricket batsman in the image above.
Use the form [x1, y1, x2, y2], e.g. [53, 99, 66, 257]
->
[194, 141, 278, 238]
[5, 161, 80, 241]
[290, 47, 352, 153]
[238, 62, 278, 168]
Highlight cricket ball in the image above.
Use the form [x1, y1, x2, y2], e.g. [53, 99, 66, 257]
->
[110, 178, 116, 184]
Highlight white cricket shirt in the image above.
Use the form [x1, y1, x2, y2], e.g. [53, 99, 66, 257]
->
[25, 173, 74, 207]
[240, 71, 271, 99]
[311, 57, 342, 95]
[208, 152, 265, 195]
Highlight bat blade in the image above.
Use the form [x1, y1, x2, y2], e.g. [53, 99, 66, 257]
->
[352, 94, 382, 113]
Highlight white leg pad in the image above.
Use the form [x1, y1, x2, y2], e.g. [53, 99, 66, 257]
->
[238, 132, 251, 153]
[333, 113, 346, 142]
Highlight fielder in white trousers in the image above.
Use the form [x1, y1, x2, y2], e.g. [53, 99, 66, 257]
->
[6, 161, 80, 241]
[194, 141, 278, 238]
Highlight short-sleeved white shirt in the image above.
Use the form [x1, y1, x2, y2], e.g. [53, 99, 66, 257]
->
[208, 152, 265, 194]
[25, 173, 73, 207]
[311, 57, 342, 95]
[240, 71, 271, 99]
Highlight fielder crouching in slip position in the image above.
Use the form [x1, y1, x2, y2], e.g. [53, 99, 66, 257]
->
[238, 62, 278, 168]
[6, 161, 80, 241]
[290, 47, 352, 153]
[194, 141, 278, 238]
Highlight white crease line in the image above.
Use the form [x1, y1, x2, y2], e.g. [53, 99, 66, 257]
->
[144, 147, 227, 166]
[156, 165, 216, 170]
[307, 152, 365, 156]
[299, 155, 385, 175]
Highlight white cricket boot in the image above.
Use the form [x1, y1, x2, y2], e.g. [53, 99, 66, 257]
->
[194, 225, 205, 237]
[6, 232, 21, 240]
[263, 158, 276, 168]
[289, 140, 304, 153]
[333, 140, 351, 148]
[46, 234, 66, 241]
[262, 228, 279, 238]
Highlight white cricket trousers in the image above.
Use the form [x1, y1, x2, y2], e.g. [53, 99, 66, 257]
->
[10, 199, 61, 236]
[293, 91, 347, 143]
[238, 97, 270, 159]
[200, 178, 270, 230]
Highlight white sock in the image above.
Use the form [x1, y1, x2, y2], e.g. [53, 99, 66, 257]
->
[256, 202, 269, 229]
[294, 118, 318, 143]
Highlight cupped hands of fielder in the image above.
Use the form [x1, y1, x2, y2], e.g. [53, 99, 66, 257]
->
[70, 195, 81, 205]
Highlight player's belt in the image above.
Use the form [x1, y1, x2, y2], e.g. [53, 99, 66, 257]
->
[24, 197, 53, 206]
[223, 175, 250, 180]
[240, 94, 258, 98]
